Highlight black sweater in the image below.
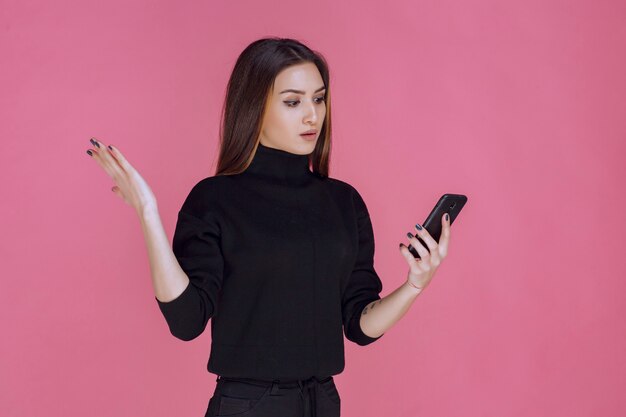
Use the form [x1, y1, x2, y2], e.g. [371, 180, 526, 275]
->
[156, 142, 384, 380]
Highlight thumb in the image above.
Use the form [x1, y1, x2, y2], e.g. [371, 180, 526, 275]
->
[111, 186, 124, 202]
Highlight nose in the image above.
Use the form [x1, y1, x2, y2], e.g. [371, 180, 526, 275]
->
[303, 100, 320, 123]
[304, 111, 318, 125]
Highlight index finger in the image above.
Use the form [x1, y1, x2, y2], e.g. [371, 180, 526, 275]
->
[106, 144, 135, 173]
[414, 221, 439, 252]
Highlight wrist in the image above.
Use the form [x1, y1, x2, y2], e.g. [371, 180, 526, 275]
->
[138, 204, 159, 220]
[406, 279, 424, 294]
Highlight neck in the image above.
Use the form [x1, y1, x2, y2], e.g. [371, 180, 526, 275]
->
[243, 142, 312, 182]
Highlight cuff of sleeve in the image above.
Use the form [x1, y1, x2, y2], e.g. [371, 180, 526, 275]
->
[155, 280, 192, 315]
[349, 302, 385, 346]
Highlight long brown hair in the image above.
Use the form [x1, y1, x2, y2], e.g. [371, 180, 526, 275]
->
[214, 37, 332, 178]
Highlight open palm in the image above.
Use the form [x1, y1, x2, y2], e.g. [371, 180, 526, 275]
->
[86, 137, 158, 216]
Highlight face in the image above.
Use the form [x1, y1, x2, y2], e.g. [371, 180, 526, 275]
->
[259, 62, 326, 155]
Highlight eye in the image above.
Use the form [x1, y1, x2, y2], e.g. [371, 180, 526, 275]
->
[283, 96, 326, 107]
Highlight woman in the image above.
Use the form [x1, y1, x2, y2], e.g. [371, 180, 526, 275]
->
[86, 37, 450, 417]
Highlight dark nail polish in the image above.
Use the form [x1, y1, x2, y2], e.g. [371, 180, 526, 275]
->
[108, 145, 113, 151]
[399, 243, 404, 248]
[415, 223, 422, 230]
[86, 150, 93, 156]
[90, 138, 100, 148]
[407, 232, 414, 239]
[445, 213, 449, 221]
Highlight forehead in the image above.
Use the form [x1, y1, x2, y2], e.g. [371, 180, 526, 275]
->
[273, 62, 324, 91]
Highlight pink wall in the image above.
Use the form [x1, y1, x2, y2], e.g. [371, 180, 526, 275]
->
[2, 0, 625, 416]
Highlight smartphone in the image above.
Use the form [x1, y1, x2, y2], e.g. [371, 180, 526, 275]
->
[408, 193, 468, 259]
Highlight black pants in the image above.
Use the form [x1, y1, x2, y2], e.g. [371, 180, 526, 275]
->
[205, 374, 341, 417]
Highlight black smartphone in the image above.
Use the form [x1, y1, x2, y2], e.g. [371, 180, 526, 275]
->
[408, 193, 468, 259]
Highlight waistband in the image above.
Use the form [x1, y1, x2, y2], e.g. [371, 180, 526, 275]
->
[215, 375, 332, 417]
[216, 375, 332, 388]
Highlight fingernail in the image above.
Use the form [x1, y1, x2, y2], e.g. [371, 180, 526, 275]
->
[415, 223, 422, 230]
[108, 145, 113, 151]
[407, 232, 414, 239]
[86, 150, 93, 156]
[399, 243, 404, 248]
[90, 138, 100, 148]
[445, 213, 449, 221]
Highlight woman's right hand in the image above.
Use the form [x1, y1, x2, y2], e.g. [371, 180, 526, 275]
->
[86, 137, 158, 216]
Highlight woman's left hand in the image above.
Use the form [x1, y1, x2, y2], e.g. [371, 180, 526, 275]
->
[398, 213, 451, 291]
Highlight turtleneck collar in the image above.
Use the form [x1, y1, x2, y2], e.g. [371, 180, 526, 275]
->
[244, 142, 312, 182]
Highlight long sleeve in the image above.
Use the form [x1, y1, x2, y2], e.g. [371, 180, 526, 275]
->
[155, 181, 224, 341]
[341, 185, 385, 346]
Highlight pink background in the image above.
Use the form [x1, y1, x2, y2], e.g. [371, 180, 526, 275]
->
[2, 0, 625, 416]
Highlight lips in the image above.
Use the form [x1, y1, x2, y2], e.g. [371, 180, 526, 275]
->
[300, 129, 317, 135]
[300, 131, 317, 141]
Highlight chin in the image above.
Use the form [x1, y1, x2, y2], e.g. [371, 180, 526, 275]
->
[302, 141, 317, 150]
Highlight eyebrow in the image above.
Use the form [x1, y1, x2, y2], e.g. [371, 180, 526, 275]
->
[279, 86, 326, 95]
